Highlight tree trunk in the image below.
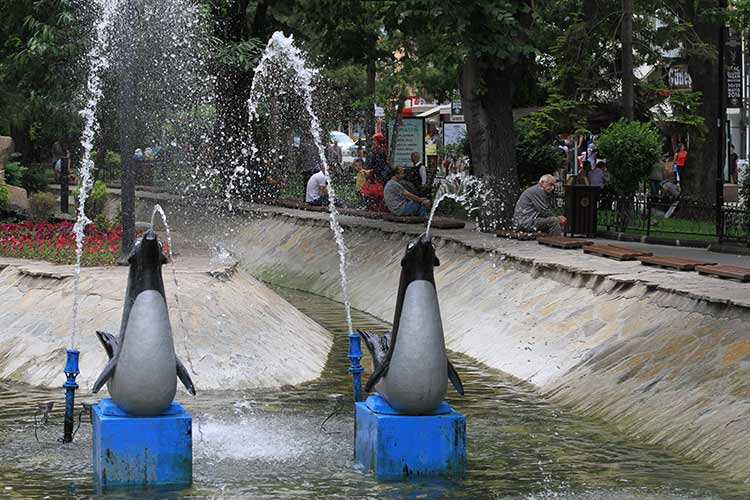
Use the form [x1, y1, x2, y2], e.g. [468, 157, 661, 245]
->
[622, 0, 634, 120]
[389, 100, 404, 166]
[365, 58, 377, 140]
[685, 0, 721, 207]
[460, 55, 519, 230]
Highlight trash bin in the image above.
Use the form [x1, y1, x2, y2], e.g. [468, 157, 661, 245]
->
[564, 185, 599, 237]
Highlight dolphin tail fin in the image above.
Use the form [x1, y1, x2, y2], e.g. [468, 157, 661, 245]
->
[92, 359, 116, 394]
[358, 328, 391, 392]
[176, 358, 196, 396]
[447, 359, 464, 395]
[96, 330, 118, 360]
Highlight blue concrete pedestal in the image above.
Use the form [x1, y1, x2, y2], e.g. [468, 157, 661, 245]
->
[92, 398, 192, 489]
[355, 395, 466, 480]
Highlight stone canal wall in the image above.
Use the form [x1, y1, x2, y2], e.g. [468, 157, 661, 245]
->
[0, 256, 332, 392]
[228, 208, 750, 480]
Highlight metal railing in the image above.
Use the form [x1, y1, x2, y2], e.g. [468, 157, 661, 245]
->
[596, 192, 749, 244]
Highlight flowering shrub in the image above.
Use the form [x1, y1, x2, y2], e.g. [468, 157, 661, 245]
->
[0, 221, 166, 266]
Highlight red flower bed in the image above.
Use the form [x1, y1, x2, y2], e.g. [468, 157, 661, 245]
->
[0, 221, 154, 266]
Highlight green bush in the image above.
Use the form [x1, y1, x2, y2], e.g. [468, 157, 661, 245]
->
[28, 192, 57, 222]
[597, 120, 661, 194]
[515, 118, 565, 187]
[21, 164, 49, 193]
[0, 180, 9, 210]
[105, 151, 121, 166]
[73, 179, 109, 219]
[4, 162, 27, 187]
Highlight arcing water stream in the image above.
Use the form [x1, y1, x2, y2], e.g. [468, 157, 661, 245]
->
[151, 204, 196, 375]
[244, 32, 354, 335]
[426, 173, 488, 236]
[70, 0, 121, 350]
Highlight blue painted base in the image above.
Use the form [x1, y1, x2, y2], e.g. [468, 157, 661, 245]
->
[354, 395, 466, 480]
[92, 398, 192, 488]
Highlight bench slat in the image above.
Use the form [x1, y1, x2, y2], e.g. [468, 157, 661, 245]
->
[639, 255, 716, 271]
[583, 244, 652, 260]
[496, 229, 539, 241]
[537, 236, 594, 249]
[695, 264, 750, 282]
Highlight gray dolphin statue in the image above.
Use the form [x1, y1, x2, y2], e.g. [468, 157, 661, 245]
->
[92, 229, 195, 416]
[359, 233, 463, 415]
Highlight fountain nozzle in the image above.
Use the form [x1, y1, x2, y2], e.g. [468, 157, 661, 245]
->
[347, 332, 364, 402]
[62, 349, 80, 443]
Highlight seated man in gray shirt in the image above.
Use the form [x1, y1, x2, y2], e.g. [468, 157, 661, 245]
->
[512, 174, 567, 235]
[384, 166, 432, 216]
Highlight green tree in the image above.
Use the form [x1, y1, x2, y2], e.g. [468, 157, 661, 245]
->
[597, 119, 661, 195]
[390, 0, 539, 229]
[0, 0, 89, 160]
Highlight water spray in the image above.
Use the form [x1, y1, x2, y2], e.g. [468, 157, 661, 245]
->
[62, 349, 80, 443]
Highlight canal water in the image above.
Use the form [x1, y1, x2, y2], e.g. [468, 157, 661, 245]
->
[0, 286, 747, 499]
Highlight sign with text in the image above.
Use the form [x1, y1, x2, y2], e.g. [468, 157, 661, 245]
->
[726, 28, 743, 108]
[443, 122, 467, 147]
[388, 117, 425, 167]
[451, 99, 463, 117]
[668, 64, 692, 90]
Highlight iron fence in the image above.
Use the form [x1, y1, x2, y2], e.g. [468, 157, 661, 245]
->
[596, 192, 749, 244]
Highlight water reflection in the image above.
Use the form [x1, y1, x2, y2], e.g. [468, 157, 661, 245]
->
[0, 286, 745, 499]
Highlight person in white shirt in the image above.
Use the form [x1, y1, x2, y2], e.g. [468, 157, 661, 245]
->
[411, 151, 427, 187]
[305, 170, 343, 207]
[305, 170, 328, 204]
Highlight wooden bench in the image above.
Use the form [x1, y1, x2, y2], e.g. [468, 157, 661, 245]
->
[639, 255, 717, 271]
[381, 214, 426, 224]
[495, 229, 540, 241]
[583, 244, 652, 261]
[427, 217, 466, 230]
[537, 236, 594, 249]
[695, 264, 750, 282]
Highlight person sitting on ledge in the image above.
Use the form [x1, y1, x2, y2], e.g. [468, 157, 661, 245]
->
[361, 170, 386, 212]
[513, 174, 567, 236]
[305, 169, 342, 207]
[384, 166, 431, 217]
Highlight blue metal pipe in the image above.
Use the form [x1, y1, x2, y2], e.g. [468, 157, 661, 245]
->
[63, 349, 80, 443]
[347, 332, 364, 402]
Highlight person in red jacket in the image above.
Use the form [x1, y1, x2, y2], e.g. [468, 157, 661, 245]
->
[674, 143, 688, 184]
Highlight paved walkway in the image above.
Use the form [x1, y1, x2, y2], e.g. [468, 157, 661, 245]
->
[42, 186, 750, 308]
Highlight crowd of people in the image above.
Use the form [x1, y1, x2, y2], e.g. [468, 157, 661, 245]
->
[303, 132, 432, 217]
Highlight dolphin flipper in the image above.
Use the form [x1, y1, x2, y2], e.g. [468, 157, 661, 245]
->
[176, 358, 196, 396]
[92, 359, 117, 393]
[96, 330, 118, 360]
[447, 359, 464, 395]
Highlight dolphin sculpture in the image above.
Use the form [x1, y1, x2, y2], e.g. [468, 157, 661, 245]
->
[359, 233, 463, 415]
[92, 229, 195, 416]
